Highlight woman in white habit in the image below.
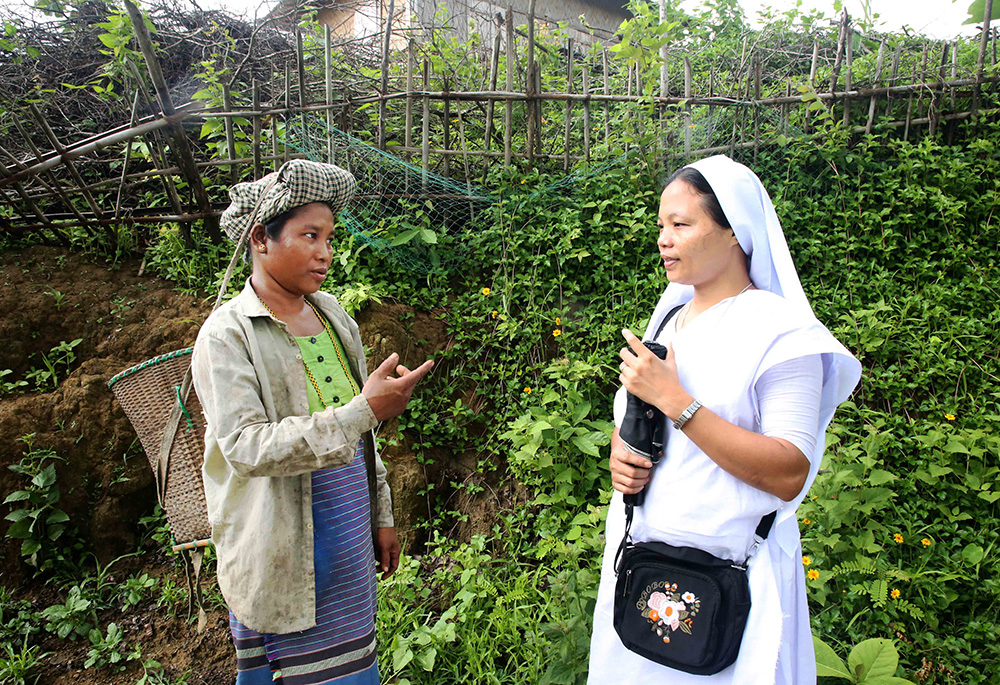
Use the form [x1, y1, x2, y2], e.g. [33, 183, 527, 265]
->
[588, 155, 861, 684]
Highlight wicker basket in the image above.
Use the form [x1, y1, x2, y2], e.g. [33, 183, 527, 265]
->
[109, 349, 211, 549]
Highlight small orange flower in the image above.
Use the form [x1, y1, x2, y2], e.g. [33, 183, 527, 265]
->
[945, 413, 956, 421]
[802, 556, 812, 566]
[491, 310, 498, 319]
[552, 329, 562, 337]
[921, 538, 932, 547]
[520, 179, 527, 184]
[648, 609, 659, 622]
[802, 519, 811, 525]
[807, 569, 819, 581]
[890, 588, 901, 600]
[893, 533, 904, 544]
[555, 316, 561, 326]
[523, 386, 532, 394]
[481, 287, 490, 296]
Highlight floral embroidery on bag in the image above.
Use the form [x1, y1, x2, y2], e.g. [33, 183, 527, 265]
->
[635, 581, 701, 643]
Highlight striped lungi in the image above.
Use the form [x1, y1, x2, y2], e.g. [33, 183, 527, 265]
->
[230, 440, 379, 684]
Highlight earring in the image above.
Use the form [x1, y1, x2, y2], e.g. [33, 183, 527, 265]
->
[258, 246, 266, 252]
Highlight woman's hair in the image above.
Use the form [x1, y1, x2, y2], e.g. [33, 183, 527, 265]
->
[664, 167, 731, 230]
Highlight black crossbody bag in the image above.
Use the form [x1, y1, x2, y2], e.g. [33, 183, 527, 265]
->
[612, 506, 774, 674]
[611, 303, 775, 674]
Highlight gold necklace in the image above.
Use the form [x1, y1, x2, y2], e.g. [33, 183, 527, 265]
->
[256, 295, 360, 407]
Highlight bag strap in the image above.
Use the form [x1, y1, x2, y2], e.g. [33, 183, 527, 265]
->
[647, 303, 686, 342]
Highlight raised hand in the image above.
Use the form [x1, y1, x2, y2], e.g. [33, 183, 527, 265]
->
[362, 353, 434, 421]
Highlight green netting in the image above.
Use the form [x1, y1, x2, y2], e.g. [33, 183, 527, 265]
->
[286, 115, 495, 274]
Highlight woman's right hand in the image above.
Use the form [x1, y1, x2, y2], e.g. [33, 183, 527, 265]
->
[362, 353, 434, 421]
[609, 427, 653, 495]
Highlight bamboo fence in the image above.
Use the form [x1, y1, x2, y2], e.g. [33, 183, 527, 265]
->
[1, 0, 998, 243]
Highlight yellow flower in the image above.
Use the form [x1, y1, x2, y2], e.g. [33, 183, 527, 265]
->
[552, 329, 562, 337]
[541, 118, 548, 123]
[523, 386, 532, 394]
[802, 518, 811, 525]
[893, 533, 904, 543]
[945, 413, 956, 421]
[555, 317, 561, 326]
[807, 569, 819, 581]
[451, 118, 459, 122]
[520, 179, 527, 184]
[481, 287, 490, 296]
[890, 588, 901, 600]
[921, 538, 932, 547]
[491, 310, 498, 319]
[802, 556, 812, 566]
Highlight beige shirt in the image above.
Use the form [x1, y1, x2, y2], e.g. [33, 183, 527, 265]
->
[192, 279, 393, 634]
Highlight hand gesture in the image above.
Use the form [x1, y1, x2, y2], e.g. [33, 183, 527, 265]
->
[362, 353, 434, 421]
[618, 329, 690, 420]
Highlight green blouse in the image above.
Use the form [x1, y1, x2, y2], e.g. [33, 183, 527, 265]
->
[295, 325, 361, 415]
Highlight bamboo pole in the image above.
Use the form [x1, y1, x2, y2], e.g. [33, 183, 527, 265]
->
[405, 39, 415, 165]
[325, 27, 334, 164]
[28, 103, 115, 243]
[930, 41, 949, 136]
[223, 84, 237, 184]
[972, 0, 995, 129]
[564, 38, 574, 171]
[422, 59, 430, 188]
[125, 60, 186, 218]
[904, 65, 916, 140]
[865, 40, 885, 134]
[842, 25, 853, 126]
[753, 58, 760, 164]
[272, 117, 279, 172]
[115, 91, 141, 219]
[525, 0, 537, 163]
[916, 42, 930, 121]
[296, 27, 306, 140]
[504, 7, 514, 167]
[378, 0, 395, 151]
[443, 78, 451, 177]
[253, 81, 262, 178]
[283, 63, 291, 163]
[0, 148, 66, 245]
[885, 44, 902, 119]
[124, 0, 219, 244]
[483, 31, 501, 179]
[583, 65, 591, 164]
[684, 56, 692, 157]
[602, 49, 610, 148]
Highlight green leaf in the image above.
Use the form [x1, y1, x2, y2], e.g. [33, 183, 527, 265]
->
[418, 229, 438, 244]
[962, 543, 984, 565]
[390, 229, 420, 246]
[963, 0, 1000, 25]
[6, 518, 31, 538]
[571, 435, 600, 457]
[415, 646, 437, 671]
[46, 509, 69, 524]
[848, 638, 898, 681]
[813, 636, 851, 679]
[3, 490, 31, 503]
[867, 469, 896, 485]
[392, 643, 413, 672]
[33, 464, 56, 488]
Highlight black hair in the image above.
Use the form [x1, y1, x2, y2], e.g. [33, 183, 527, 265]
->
[663, 167, 731, 230]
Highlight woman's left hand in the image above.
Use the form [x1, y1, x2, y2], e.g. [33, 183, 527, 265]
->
[376, 527, 401, 579]
[619, 329, 692, 420]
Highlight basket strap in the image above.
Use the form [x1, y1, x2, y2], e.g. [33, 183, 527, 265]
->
[362, 430, 379, 550]
[155, 173, 280, 506]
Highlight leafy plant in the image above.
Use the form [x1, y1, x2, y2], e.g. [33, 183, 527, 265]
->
[0, 638, 49, 685]
[3, 440, 71, 569]
[40, 586, 94, 640]
[0, 368, 28, 394]
[84, 622, 130, 671]
[25, 339, 82, 390]
[815, 636, 916, 684]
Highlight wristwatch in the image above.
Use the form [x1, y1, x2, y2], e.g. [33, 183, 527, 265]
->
[672, 399, 702, 430]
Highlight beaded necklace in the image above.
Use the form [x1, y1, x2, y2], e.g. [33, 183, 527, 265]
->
[256, 295, 360, 407]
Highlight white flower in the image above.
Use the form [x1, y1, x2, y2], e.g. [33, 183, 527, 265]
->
[682, 592, 696, 604]
[661, 601, 684, 630]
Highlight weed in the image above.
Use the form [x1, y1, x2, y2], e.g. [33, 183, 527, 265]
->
[0, 638, 49, 685]
[84, 622, 130, 671]
[3, 439, 71, 570]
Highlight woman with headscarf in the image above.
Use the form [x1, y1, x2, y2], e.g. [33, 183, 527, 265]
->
[192, 159, 433, 685]
[587, 155, 861, 684]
